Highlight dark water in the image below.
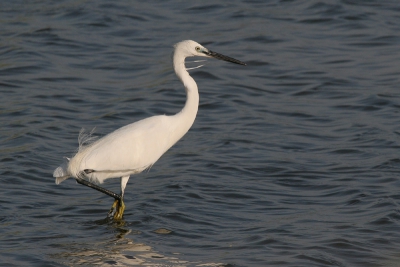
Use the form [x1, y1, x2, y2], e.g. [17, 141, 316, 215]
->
[1, 0, 400, 266]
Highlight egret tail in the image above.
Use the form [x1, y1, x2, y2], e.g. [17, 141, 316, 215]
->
[53, 162, 70, 184]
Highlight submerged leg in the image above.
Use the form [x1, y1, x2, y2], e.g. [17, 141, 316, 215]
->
[112, 176, 130, 221]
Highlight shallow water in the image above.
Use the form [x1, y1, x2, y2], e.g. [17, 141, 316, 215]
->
[1, 0, 400, 266]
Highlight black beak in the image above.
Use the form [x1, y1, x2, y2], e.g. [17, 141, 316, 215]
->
[204, 50, 246, 66]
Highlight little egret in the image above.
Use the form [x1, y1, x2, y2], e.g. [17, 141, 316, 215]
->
[53, 40, 246, 220]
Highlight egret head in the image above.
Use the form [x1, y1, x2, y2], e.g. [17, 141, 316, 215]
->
[174, 40, 246, 66]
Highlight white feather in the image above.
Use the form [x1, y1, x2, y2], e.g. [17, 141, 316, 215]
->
[53, 40, 245, 209]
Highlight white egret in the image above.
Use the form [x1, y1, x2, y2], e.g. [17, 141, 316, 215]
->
[53, 40, 246, 220]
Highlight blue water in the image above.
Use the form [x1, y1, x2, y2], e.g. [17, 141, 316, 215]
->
[1, 1, 400, 266]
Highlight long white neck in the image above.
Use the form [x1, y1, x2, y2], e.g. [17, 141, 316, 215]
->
[170, 54, 199, 141]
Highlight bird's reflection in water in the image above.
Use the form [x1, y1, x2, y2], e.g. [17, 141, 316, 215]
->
[52, 219, 223, 266]
[53, 230, 177, 266]
[53, 219, 158, 266]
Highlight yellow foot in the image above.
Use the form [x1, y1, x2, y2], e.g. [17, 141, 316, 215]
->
[108, 199, 119, 217]
[107, 199, 126, 220]
[113, 199, 125, 221]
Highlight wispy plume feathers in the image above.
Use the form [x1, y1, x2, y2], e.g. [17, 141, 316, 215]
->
[186, 59, 207, 71]
[78, 128, 98, 152]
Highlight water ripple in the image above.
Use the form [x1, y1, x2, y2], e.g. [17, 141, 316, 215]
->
[1, 0, 400, 266]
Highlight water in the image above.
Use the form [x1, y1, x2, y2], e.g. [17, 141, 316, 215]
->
[1, 0, 400, 266]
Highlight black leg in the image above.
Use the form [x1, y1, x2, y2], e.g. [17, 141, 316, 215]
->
[75, 174, 121, 201]
[75, 171, 124, 220]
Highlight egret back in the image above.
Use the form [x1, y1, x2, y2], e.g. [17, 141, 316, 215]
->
[67, 114, 186, 183]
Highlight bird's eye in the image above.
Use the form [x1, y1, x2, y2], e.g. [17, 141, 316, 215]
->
[195, 46, 201, 52]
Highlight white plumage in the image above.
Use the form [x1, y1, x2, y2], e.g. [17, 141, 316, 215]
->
[53, 40, 245, 220]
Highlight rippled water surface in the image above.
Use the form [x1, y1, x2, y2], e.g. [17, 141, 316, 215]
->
[2, 1, 400, 266]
